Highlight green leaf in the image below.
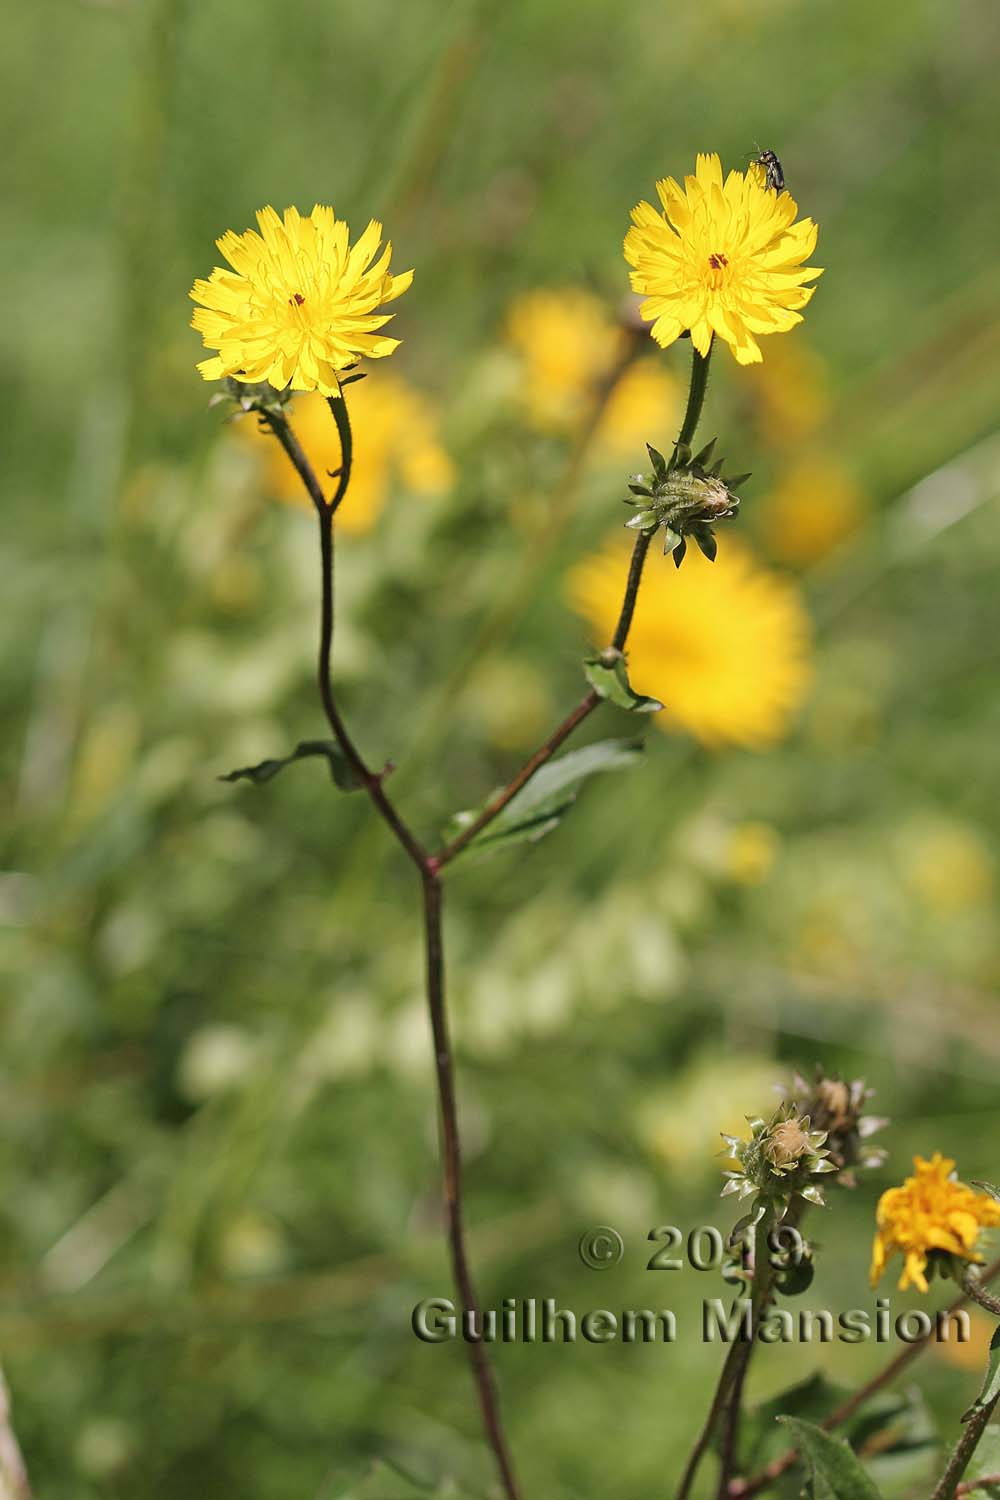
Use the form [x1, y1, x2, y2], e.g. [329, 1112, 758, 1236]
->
[583, 651, 663, 714]
[444, 739, 643, 859]
[848, 1388, 938, 1500]
[964, 1426, 1000, 1496]
[776, 1417, 883, 1500]
[740, 1375, 845, 1474]
[962, 1324, 1000, 1422]
[691, 523, 718, 561]
[646, 442, 667, 480]
[221, 739, 362, 792]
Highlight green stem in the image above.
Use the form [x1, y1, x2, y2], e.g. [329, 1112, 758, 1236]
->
[964, 1268, 1000, 1318]
[258, 401, 522, 1500]
[325, 389, 354, 512]
[674, 339, 714, 458]
[716, 1204, 804, 1499]
[432, 530, 651, 871]
[931, 1398, 999, 1500]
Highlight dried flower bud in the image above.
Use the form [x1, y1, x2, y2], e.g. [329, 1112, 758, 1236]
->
[781, 1066, 889, 1185]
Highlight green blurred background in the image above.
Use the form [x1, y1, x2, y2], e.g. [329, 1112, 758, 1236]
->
[4, 1, 1000, 1495]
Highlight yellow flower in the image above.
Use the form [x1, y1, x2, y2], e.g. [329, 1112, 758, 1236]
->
[746, 338, 830, 445]
[245, 379, 454, 535]
[725, 821, 780, 885]
[506, 288, 619, 431]
[191, 205, 412, 394]
[567, 536, 811, 749]
[870, 1154, 1000, 1293]
[504, 286, 679, 449]
[624, 153, 822, 365]
[600, 360, 680, 458]
[761, 456, 868, 568]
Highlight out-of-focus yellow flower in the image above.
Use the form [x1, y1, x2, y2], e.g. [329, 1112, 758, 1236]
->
[624, 153, 822, 365]
[191, 205, 412, 394]
[567, 536, 811, 749]
[761, 456, 868, 568]
[898, 818, 995, 914]
[934, 1308, 995, 1372]
[870, 1154, 1000, 1293]
[600, 360, 680, 458]
[504, 286, 678, 448]
[746, 338, 830, 445]
[246, 380, 454, 534]
[506, 287, 617, 429]
[634, 1055, 778, 1176]
[725, 821, 780, 885]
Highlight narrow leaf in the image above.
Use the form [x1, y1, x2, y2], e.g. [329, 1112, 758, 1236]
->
[776, 1416, 883, 1500]
[444, 739, 643, 858]
[692, 524, 718, 562]
[646, 442, 667, 479]
[583, 651, 663, 714]
[221, 739, 362, 792]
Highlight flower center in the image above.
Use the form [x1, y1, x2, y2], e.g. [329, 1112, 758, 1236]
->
[705, 251, 730, 291]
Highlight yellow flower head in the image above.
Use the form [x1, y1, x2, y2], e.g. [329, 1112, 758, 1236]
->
[244, 379, 454, 535]
[190, 206, 413, 395]
[624, 153, 822, 366]
[567, 536, 811, 749]
[870, 1154, 1000, 1293]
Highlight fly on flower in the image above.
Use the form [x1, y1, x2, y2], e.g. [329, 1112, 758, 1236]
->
[190, 205, 413, 396]
[624, 153, 822, 365]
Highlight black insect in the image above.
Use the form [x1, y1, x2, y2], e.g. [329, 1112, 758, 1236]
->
[754, 148, 785, 192]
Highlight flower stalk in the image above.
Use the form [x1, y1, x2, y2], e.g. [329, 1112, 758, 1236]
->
[248, 337, 716, 1497]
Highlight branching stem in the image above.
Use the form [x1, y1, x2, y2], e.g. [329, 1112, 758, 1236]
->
[256, 343, 711, 1498]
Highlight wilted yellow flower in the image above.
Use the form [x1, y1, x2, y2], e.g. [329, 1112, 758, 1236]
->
[191, 206, 412, 394]
[624, 153, 822, 365]
[870, 1154, 1000, 1293]
[761, 456, 868, 568]
[504, 286, 678, 448]
[246, 380, 453, 535]
[568, 536, 811, 749]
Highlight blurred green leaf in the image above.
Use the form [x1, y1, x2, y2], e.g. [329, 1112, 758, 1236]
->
[583, 651, 663, 714]
[964, 1426, 1000, 1496]
[220, 740, 362, 792]
[444, 738, 643, 857]
[739, 1373, 844, 1473]
[776, 1417, 883, 1500]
